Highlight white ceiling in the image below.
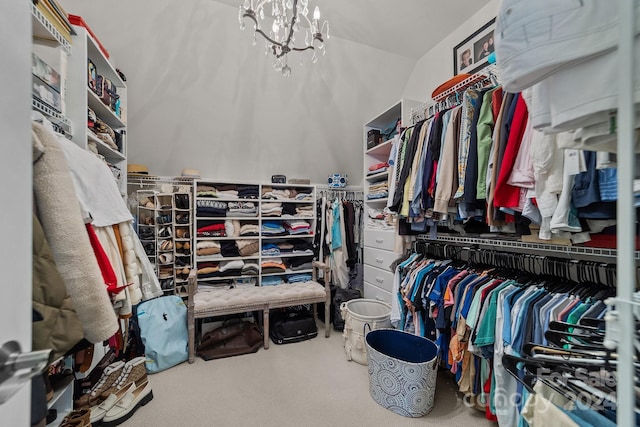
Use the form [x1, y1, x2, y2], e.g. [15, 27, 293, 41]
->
[213, 0, 493, 59]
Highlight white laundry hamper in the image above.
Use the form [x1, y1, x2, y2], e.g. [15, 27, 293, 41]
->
[341, 299, 391, 365]
[365, 329, 438, 417]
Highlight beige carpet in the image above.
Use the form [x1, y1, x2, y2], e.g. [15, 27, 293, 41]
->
[121, 323, 497, 427]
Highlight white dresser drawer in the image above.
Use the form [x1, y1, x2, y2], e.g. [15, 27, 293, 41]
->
[364, 229, 396, 251]
[364, 264, 394, 293]
[363, 246, 398, 272]
[364, 282, 392, 304]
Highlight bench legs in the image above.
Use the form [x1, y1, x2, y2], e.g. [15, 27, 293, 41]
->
[263, 305, 270, 350]
[324, 298, 331, 338]
[188, 309, 195, 364]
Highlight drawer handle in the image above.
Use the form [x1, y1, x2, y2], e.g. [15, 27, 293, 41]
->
[375, 277, 384, 284]
[375, 238, 384, 243]
[375, 258, 384, 263]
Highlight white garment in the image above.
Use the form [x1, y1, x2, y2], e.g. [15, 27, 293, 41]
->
[118, 222, 143, 306]
[507, 117, 535, 189]
[94, 225, 132, 317]
[539, 37, 640, 133]
[56, 136, 132, 227]
[495, 0, 628, 93]
[386, 135, 401, 210]
[531, 129, 564, 239]
[128, 223, 163, 301]
[549, 150, 582, 233]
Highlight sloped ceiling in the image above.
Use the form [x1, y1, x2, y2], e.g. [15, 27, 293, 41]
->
[213, 0, 493, 59]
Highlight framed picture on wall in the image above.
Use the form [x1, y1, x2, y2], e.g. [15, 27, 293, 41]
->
[453, 18, 496, 76]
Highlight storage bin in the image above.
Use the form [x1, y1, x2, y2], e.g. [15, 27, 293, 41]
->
[365, 329, 438, 417]
[341, 299, 391, 365]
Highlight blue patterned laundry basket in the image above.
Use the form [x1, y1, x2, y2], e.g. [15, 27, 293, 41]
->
[365, 329, 438, 417]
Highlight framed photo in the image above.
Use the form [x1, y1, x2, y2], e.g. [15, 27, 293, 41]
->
[453, 18, 496, 76]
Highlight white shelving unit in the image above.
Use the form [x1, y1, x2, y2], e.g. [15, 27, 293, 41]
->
[193, 181, 317, 287]
[67, 24, 128, 196]
[362, 99, 422, 303]
[31, 3, 73, 137]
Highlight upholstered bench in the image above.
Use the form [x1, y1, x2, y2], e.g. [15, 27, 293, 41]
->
[187, 261, 331, 363]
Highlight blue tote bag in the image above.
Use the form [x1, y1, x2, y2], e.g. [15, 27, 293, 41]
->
[137, 295, 188, 373]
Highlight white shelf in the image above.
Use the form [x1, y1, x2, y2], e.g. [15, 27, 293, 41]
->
[196, 255, 260, 262]
[261, 268, 313, 277]
[275, 252, 315, 258]
[197, 275, 255, 282]
[365, 171, 389, 182]
[31, 3, 72, 55]
[87, 130, 125, 161]
[260, 199, 315, 203]
[196, 216, 258, 220]
[32, 96, 73, 136]
[365, 139, 394, 156]
[195, 198, 259, 203]
[262, 234, 314, 239]
[83, 30, 126, 87]
[366, 197, 389, 204]
[195, 236, 257, 241]
[87, 88, 125, 128]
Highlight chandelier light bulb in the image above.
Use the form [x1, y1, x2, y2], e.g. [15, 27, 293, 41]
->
[313, 5, 320, 20]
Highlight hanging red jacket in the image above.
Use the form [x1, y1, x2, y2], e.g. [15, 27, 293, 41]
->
[493, 94, 529, 209]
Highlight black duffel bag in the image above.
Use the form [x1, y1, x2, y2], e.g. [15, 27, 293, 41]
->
[269, 307, 318, 345]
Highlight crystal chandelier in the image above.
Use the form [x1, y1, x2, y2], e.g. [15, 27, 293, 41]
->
[239, 0, 329, 76]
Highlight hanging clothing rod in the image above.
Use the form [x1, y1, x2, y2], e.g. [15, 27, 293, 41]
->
[410, 63, 502, 124]
[414, 240, 618, 287]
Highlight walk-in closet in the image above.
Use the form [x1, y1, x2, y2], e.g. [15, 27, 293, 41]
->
[2, 0, 639, 426]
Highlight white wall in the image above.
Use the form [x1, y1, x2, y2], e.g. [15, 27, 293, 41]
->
[0, 1, 32, 424]
[402, 0, 500, 102]
[59, 0, 415, 185]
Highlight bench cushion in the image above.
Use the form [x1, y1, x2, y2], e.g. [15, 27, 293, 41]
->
[193, 282, 326, 316]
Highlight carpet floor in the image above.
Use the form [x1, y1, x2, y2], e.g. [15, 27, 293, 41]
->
[120, 323, 497, 427]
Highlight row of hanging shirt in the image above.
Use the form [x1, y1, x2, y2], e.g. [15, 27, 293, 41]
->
[316, 189, 364, 289]
[387, 73, 629, 247]
[391, 249, 618, 425]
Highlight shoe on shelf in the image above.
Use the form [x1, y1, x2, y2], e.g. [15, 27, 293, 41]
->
[157, 227, 172, 238]
[90, 382, 135, 425]
[175, 227, 190, 238]
[101, 381, 153, 427]
[75, 361, 125, 408]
